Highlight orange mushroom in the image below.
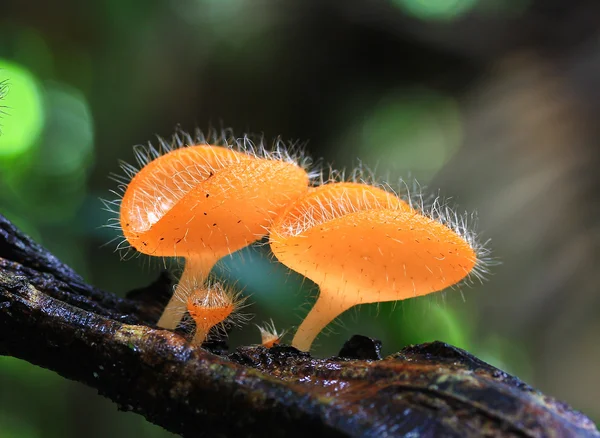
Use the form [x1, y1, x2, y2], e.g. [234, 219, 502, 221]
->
[117, 142, 310, 329]
[269, 182, 479, 351]
[256, 319, 286, 348]
[183, 281, 248, 345]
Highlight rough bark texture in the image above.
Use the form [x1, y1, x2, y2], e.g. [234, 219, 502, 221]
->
[0, 213, 597, 437]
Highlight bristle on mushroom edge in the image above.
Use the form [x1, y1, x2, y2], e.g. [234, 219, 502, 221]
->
[110, 126, 318, 187]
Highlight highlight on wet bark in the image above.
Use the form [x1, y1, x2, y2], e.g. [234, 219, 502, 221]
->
[103, 129, 313, 330]
[256, 319, 286, 348]
[269, 181, 489, 352]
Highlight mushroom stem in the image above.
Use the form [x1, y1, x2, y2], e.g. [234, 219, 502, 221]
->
[157, 254, 218, 329]
[192, 326, 209, 346]
[292, 291, 352, 352]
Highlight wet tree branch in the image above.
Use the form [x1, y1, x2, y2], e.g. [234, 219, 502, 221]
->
[0, 214, 597, 437]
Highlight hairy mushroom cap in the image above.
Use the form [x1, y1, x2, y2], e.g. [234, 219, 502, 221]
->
[183, 281, 248, 345]
[120, 145, 311, 258]
[119, 145, 246, 254]
[269, 182, 478, 351]
[256, 319, 286, 348]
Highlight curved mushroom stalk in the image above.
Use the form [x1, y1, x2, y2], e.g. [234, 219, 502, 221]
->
[292, 291, 355, 351]
[190, 303, 234, 345]
[157, 255, 219, 329]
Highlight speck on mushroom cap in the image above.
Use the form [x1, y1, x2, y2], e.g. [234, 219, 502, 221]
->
[271, 207, 477, 306]
[120, 146, 309, 258]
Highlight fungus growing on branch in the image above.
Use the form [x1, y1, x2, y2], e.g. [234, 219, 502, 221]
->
[256, 319, 286, 348]
[269, 182, 480, 352]
[183, 281, 248, 345]
[114, 140, 310, 329]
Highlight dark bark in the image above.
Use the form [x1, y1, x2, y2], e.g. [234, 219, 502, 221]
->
[0, 213, 597, 437]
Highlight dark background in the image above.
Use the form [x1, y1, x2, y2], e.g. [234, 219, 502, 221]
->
[1, 1, 599, 436]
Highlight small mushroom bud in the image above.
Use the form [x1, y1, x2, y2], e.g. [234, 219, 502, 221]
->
[256, 319, 286, 348]
[183, 281, 248, 345]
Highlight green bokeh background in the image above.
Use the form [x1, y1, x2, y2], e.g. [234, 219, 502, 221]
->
[1, 0, 598, 436]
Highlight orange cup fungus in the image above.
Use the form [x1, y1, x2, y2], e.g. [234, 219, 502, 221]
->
[183, 281, 248, 345]
[269, 182, 479, 351]
[117, 141, 310, 329]
[256, 319, 286, 348]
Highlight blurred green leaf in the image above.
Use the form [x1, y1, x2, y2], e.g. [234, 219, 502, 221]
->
[341, 88, 463, 182]
[0, 413, 40, 438]
[0, 60, 44, 158]
[392, 0, 479, 21]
